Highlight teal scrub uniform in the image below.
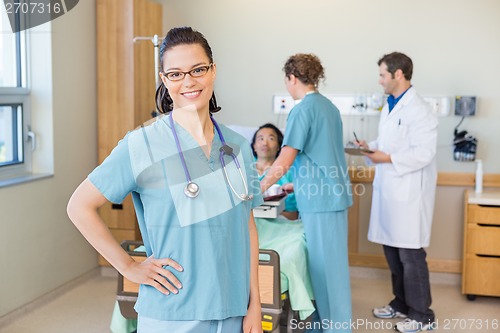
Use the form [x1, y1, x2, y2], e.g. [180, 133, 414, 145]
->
[283, 92, 353, 332]
[88, 114, 263, 328]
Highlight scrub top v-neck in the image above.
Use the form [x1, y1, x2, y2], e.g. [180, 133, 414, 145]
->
[88, 114, 263, 321]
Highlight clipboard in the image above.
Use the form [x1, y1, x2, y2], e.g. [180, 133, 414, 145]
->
[263, 192, 287, 202]
[344, 147, 374, 155]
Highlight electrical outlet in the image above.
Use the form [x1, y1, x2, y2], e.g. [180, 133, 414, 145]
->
[273, 95, 296, 114]
[423, 96, 451, 117]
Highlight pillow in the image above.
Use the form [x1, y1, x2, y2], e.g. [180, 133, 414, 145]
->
[226, 125, 259, 143]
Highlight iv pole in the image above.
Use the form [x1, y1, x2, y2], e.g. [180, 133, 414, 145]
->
[133, 34, 164, 116]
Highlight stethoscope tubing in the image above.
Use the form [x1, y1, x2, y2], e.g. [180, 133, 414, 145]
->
[168, 112, 252, 201]
[169, 114, 193, 184]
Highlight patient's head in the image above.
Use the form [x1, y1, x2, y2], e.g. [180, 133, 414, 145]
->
[251, 123, 284, 160]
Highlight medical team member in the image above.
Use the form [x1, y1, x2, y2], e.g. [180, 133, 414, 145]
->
[261, 54, 353, 332]
[67, 27, 263, 333]
[357, 52, 438, 333]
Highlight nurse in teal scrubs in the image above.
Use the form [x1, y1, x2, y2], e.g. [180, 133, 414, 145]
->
[261, 54, 353, 332]
[67, 27, 263, 333]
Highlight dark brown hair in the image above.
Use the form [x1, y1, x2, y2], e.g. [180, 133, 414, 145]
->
[155, 27, 221, 114]
[377, 52, 413, 81]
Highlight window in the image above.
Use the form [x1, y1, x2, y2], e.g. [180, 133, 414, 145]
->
[0, 104, 23, 166]
[0, 8, 32, 183]
[1, 8, 27, 87]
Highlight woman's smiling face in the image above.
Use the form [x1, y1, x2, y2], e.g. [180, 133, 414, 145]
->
[160, 43, 216, 113]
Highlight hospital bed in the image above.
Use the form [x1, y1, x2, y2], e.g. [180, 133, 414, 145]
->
[112, 232, 314, 333]
[254, 194, 315, 323]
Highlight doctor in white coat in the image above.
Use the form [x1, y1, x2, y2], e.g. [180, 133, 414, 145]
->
[358, 52, 438, 333]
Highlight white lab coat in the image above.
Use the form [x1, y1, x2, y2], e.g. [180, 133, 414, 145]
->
[367, 87, 438, 249]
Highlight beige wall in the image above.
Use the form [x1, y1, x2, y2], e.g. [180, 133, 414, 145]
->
[162, 0, 500, 174]
[0, 1, 97, 317]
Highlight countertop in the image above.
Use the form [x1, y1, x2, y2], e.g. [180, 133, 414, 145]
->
[467, 189, 500, 205]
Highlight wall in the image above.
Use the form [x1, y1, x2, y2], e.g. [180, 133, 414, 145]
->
[161, 0, 500, 264]
[162, 0, 500, 174]
[0, 1, 97, 317]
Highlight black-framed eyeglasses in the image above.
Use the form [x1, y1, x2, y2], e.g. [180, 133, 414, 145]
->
[161, 64, 213, 81]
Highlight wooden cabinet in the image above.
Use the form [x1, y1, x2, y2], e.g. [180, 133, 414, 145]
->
[96, 0, 162, 265]
[462, 190, 500, 299]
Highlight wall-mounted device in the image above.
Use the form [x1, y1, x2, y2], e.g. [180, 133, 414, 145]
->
[453, 96, 477, 162]
[455, 96, 476, 116]
[453, 129, 477, 162]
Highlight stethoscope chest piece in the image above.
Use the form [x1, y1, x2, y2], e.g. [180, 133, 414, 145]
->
[220, 144, 233, 155]
[241, 194, 254, 201]
[169, 113, 252, 201]
[184, 182, 200, 198]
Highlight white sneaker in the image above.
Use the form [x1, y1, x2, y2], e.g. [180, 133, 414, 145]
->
[395, 318, 434, 332]
[372, 305, 407, 319]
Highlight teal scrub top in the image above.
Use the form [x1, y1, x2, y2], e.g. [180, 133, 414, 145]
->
[283, 92, 352, 213]
[88, 114, 263, 321]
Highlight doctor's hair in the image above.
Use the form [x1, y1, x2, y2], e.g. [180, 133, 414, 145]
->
[155, 26, 221, 114]
[378, 52, 413, 81]
[251, 123, 284, 158]
[283, 53, 325, 88]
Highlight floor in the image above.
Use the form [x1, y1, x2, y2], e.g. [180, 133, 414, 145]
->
[0, 268, 499, 333]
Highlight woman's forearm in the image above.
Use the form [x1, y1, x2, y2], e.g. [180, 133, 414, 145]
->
[247, 213, 261, 308]
[260, 146, 298, 192]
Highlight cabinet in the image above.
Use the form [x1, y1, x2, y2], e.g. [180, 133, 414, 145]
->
[96, 0, 162, 265]
[462, 190, 500, 299]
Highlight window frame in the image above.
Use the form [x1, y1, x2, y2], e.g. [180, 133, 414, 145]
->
[0, 92, 32, 180]
[0, 102, 23, 167]
[0, 11, 32, 183]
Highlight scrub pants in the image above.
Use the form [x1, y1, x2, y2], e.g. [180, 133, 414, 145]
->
[137, 315, 243, 333]
[301, 210, 352, 333]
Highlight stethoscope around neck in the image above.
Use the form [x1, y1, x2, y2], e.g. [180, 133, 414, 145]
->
[168, 113, 253, 201]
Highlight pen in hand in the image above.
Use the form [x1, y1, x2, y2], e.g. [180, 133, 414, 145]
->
[353, 131, 372, 153]
[353, 131, 361, 145]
